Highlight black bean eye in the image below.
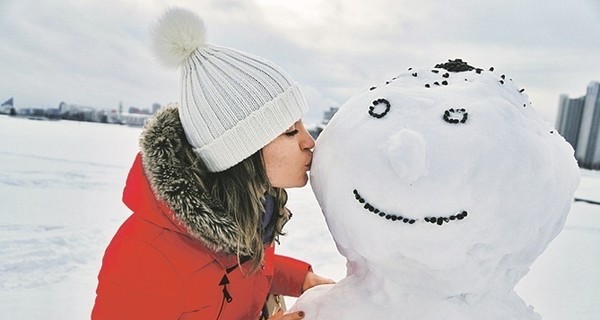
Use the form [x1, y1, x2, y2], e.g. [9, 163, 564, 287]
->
[443, 108, 468, 124]
[369, 98, 391, 119]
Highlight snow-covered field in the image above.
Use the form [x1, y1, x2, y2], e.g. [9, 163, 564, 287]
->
[0, 115, 598, 319]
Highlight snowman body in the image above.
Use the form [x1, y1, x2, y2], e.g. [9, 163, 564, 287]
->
[290, 60, 580, 319]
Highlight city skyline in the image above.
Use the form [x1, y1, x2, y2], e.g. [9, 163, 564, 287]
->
[1, 0, 599, 124]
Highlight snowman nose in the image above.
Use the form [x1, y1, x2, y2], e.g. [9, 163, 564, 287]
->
[385, 128, 428, 184]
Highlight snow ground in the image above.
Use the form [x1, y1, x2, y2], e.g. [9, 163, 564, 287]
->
[0, 116, 598, 319]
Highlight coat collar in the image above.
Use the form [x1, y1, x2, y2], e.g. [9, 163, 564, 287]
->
[134, 106, 252, 257]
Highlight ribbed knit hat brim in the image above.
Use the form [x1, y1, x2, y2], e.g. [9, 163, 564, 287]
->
[194, 83, 308, 171]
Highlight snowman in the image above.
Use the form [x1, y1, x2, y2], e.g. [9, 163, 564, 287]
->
[290, 59, 580, 319]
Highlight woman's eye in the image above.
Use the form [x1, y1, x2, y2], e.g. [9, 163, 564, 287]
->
[443, 108, 468, 124]
[284, 129, 299, 136]
[368, 98, 391, 119]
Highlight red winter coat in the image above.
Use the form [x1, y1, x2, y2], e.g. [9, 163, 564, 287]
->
[92, 107, 311, 319]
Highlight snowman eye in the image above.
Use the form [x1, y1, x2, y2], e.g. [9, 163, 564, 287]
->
[368, 98, 391, 119]
[443, 108, 468, 124]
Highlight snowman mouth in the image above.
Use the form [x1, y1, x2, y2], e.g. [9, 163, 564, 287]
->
[353, 189, 468, 226]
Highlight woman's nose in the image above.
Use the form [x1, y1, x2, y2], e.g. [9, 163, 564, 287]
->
[385, 128, 428, 184]
[302, 131, 316, 150]
[300, 124, 316, 150]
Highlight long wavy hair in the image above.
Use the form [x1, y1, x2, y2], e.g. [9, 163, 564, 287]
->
[205, 151, 289, 273]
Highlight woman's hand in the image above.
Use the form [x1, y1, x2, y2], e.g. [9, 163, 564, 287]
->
[266, 271, 333, 319]
[302, 271, 335, 292]
[268, 310, 304, 319]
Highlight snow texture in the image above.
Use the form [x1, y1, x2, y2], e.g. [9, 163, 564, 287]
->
[0, 112, 598, 319]
[289, 61, 582, 319]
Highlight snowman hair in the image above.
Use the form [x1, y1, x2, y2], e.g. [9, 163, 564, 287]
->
[150, 7, 208, 68]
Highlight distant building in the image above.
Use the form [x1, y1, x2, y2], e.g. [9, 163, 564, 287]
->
[0, 97, 16, 115]
[121, 103, 160, 126]
[556, 95, 584, 148]
[120, 112, 152, 126]
[322, 107, 339, 125]
[308, 107, 339, 138]
[1, 97, 13, 108]
[556, 81, 600, 169]
[17, 108, 49, 120]
[59, 101, 94, 121]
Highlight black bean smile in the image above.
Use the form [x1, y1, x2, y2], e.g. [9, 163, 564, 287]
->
[353, 189, 468, 226]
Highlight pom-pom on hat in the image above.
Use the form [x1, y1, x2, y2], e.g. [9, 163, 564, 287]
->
[150, 7, 308, 172]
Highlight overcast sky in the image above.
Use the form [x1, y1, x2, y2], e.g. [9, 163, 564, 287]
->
[1, 0, 598, 123]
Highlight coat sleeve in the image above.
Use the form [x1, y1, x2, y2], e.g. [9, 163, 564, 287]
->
[270, 254, 312, 297]
[92, 239, 184, 319]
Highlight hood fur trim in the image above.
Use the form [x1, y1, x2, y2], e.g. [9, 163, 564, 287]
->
[139, 106, 250, 255]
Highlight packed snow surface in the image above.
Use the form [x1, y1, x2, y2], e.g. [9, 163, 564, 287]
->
[0, 111, 598, 319]
[290, 60, 582, 319]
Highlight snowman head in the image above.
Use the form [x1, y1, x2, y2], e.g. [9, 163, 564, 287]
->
[310, 59, 579, 292]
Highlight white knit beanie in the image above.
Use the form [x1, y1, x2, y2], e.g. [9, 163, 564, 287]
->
[150, 7, 309, 172]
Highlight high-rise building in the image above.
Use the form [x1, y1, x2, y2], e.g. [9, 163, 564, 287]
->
[556, 81, 600, 169]
[556, 94, 585, 149]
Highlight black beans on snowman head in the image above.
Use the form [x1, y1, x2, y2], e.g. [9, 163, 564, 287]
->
[368, 98, 391, 119]
[443, 108, 468, 124]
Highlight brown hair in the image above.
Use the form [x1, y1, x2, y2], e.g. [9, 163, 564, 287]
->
[206, 150, 288, 273]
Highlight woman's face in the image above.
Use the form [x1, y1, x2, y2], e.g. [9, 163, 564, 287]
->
[262, 120, 315, 188]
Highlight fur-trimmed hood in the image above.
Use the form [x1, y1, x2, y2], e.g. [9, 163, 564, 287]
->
[134, 106, 257, 256]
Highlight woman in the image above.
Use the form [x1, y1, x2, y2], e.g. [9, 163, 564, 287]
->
[92, 7, 332, 320]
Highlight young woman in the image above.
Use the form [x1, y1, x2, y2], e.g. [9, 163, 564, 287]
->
[92, 7, 333, 320]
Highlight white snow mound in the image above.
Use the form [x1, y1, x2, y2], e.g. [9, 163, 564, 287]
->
[290, 59, 580, 319]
